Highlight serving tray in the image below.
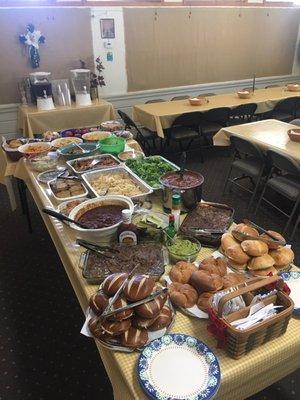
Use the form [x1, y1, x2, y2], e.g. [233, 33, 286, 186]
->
[180, 201, 235, 247]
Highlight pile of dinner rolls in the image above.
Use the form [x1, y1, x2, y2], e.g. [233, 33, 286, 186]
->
[221, 223, 294, 276]
[168, 257, 246, 312]
[88, 273, 173, 349]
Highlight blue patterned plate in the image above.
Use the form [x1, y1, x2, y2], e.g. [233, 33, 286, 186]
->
[280, 271, 300, 316]
[137, 334, 221, 400]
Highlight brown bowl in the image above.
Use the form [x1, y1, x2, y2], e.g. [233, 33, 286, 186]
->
[237, 91, 253, 99]
[287, 129, 300, 142]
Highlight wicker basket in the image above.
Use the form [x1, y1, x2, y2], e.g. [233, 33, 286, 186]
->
[208, 275, 294, 359]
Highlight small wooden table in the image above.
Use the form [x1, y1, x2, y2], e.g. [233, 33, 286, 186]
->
[18, 99, 116, 137]
[213, 119, 300, 164]
[132, 87, 300, 138]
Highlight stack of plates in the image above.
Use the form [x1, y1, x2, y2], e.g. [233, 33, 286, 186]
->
[137, 334, 221, 399]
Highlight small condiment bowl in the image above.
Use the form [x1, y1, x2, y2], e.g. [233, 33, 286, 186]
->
[237, 91, 253, 99]
[287, 128, 300, 142]
[118, 150, 143, 161]
[166, 235, 201, 263]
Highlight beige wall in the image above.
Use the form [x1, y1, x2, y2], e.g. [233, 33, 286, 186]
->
[124, 7, 300, 92]
[0, 8, 94, 104]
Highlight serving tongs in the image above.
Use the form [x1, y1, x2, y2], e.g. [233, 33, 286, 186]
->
[42, 208, 88, 229]
[188, 227, 226, 236]
[232, 219, 286, 247]
[76, 239, 120, 259]
[101, 287, 168, 320]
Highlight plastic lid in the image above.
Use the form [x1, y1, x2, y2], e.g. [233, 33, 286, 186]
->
[172, 193, 181, 205]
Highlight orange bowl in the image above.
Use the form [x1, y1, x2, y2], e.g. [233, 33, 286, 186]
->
[287, 84, 300, 92]
[287, 129, 300, 142]
[189, 97, 207, 106]
[237, 91, 253, 99]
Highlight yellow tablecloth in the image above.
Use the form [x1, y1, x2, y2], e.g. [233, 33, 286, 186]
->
[133, 86, 300, 138]
[12, 158, 300, 400]
[213, 119, 300, 164]
[18, 99, 116, 137]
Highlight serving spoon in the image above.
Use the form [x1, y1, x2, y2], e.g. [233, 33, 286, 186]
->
[42, 208, 88, 229]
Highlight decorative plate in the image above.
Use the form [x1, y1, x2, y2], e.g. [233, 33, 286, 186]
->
[137, 334, 221, 400]
[280, 271, 300, 316]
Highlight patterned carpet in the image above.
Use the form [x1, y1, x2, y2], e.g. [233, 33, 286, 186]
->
[0, 147, 299, 400]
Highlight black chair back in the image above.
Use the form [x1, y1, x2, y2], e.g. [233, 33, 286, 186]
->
[230, 135, 264, 160]
[145, 99, 166, 104]
[203, 107, 231, 126]
[272, 97, 298, 114]
[267, 150, 300, 177]
[230, 103, 257, 121]
[171, 112, 203, 129]
[117, 110, 137, 131]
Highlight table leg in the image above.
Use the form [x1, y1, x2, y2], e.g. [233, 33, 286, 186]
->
[3, 177, 17, 211]
[16, 178, 33, 233]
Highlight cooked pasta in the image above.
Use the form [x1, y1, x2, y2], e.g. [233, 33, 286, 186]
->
[90, 172, 143, 197]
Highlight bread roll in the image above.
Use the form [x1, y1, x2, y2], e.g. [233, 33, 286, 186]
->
[189, 270, 223, 294]
[197, 292, 213, 312]
[269, 247, 294, 267]
[148, 305, 172, 331]
[241, 240, 268, 257]
[222, 272, 247, 288]
[225, 244, 250, 264]
[124, 275, 155, 301]
[134, 286, 167, 318]
[106, 296, 133, 322]
[233, 223, 259, 240]
[227, 259, 247, 271]
[120, 327, 148, 348]
[132, 315, 158, 329]
[88, 316, 108, 339]
[260, 231, 286, 249]
[89, 290, 109, 316]
[249, 266, 278, 277]
[200, 256, 228, 277]
[100, 318, 131, 336]
[247, 254, 275, 270]
[102, 273, 128, 296]
[221, 233, 239, 251]
[170, 261, 197, 283]
[169, 282, 198, 308]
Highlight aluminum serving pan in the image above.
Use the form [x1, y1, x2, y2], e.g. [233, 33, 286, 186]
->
[125, 155, 179, 191]
[66, 154, 120, 175]
[82, 166, 153, 201]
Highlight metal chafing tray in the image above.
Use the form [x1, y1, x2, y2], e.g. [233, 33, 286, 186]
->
[66, 154, 120, 175]
[82, 165, 153, 201]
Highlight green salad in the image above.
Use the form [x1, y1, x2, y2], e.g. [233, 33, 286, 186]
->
[125, 156, 176, 188]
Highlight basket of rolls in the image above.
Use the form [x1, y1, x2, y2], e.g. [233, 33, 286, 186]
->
[221, 222, 294, 276]
[84, 272, 175, 352]
[167, 256, 247, 318]
[207, 274, 294, 359]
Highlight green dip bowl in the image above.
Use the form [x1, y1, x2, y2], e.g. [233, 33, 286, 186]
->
[167, 235, 201, 263]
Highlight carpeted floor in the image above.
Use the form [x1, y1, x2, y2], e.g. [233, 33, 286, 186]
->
[0, 147, 299, 400]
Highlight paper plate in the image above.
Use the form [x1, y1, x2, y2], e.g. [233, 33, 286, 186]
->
[280, 271, 300, 316]
[137, 334, 221, 400]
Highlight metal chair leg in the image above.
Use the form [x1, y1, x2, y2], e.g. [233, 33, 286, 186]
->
[254, 183, 268, 215]
[222, 165, 233, 195]
[283, 196, 300, 235]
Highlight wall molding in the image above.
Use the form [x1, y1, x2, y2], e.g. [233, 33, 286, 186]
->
[0, 74, 299, 136]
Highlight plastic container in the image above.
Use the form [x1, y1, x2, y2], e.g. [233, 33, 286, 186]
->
[57, 142, 99, 161]
[28, 152, 59, 172]
[98, 136, 125, 155]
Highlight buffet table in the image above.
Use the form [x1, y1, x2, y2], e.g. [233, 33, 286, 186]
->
[132, 86, 300, 138]
[18, 99, 116, 137]
[12, 158, 300, 400]
[213, 119, 300, 164]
